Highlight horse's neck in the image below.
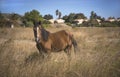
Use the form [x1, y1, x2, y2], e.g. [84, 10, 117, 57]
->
[41, 28, 50, 41]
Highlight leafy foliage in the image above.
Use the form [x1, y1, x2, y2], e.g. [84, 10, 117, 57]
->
[63, 13, 87, 23]
[24, 9, 43, 22]
[23, 9, 43, 27]
[10, 13, 21, 20]
[101, 21, 120, 27]
[0, 9, 120, 27]
[42, 20, 51, 24]
[0, 12, 22, 27]
[55, 9, 62, 19]
[74, 13, 87, 19]
[44, 14, 53, 20]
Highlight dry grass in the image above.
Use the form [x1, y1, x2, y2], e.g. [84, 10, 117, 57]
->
[0, 26, 120, 77]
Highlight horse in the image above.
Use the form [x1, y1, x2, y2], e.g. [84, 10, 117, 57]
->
[33, 21, 77, 58]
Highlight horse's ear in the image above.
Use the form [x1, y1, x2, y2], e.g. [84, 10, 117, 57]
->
[38, 21, 42, 25]
[38, 21, 44, 28]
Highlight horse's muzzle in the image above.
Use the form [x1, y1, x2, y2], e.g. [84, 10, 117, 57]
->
[35, 38, 40, 43]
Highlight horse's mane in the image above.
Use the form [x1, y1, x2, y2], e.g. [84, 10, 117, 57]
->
[41, 28, 50, 41]
[34, 21, 50, 41]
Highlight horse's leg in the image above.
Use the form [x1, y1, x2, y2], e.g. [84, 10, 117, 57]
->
[46, 50, 51, 59]
[36, 43, 45, 58]
[64, 46, 72, 69]
[42, 50, 51, 62]
[64, 46, 71, 60]
[64, 48, 69, 57]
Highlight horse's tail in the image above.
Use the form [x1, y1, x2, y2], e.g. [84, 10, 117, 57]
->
[70, 35, 78, 53]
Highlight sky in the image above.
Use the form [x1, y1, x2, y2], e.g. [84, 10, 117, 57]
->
[0, 0, 120, 19]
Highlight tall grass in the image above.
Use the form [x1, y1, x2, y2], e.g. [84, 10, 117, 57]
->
[0, 27, 120, 77]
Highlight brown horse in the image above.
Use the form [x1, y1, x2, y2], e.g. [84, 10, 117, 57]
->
[33, 21, 77, 58]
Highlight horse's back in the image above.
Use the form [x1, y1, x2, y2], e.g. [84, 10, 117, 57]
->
[55, 30, 68, 37]
[51, 30, 68, 41]
[49, 30, 71, 51]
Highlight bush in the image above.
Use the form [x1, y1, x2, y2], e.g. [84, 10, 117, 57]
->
[42, 24, 51, 28]
[101, 21, 120, 27]
[25, 21, 33, 27]
[0, 19, 12, 28]
[81, 21, 90, 27]
[66, 22, 72, 26]
[42, 20, 51, 24]
[90, 19, 99, 27]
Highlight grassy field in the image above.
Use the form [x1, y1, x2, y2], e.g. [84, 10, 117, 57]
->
[0, 26, 120, 77]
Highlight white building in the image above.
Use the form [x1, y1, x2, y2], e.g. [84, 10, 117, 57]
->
[107, 18, 116, 22]
[96, 19, 101, 25]
[48, 19, 65, 24]
[117, 18, 120, 22]
[48, 19, 55, 24]
[96, 19, 101, 23]
[55, 19, 65, 23]
[74, 19, 88, 24]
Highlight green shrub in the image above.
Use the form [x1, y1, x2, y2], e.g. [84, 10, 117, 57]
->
[42, 20, 51, 24]
[66, 22, 72, 26]
[25, 21, 33, 27]
[101, 21, 119, 27]
[42, 24, 51, 28]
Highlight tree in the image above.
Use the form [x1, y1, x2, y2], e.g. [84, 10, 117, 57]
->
[0, 12, 6, 27]
[108, 16, 115, 19]
[44, 14, 53, 20]
[63, 13, 87, 24]
[67, 13, 76, 23]
[56, 9, 59, 18]
[58, 12, 62, 19]
[63, 13, 75, 23]
[89, 11, 102, 26]
[24, 9, 43, 22]
[90, 11, 96, 20]
[55, 9, 62, 19]
[117, 17, 120, 20]
[10, 13, 21, 20]
[62, 15, 68, 22]
[90, 11, 103, 20]
[0, 12, 4, 19]
[74, 13, 87, 19]
[23, 9, 43, 27]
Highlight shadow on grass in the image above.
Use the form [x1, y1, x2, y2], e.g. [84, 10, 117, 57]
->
[25, 52, 43, 64]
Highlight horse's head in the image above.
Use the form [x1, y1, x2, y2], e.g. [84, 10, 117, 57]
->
[33, 21, 43, 43]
